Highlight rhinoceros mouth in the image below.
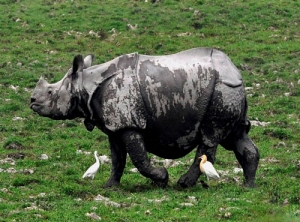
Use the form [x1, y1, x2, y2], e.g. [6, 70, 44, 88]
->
[30, 103, 41, 111]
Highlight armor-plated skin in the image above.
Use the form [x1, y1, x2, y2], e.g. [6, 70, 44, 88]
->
[30, 48, 259, 188]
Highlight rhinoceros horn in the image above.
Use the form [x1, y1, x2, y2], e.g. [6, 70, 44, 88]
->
[37, 76, 48, 86]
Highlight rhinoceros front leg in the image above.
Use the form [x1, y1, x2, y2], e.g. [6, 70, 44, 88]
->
[121, 130, 169, 188]
[104, 135, 127, 187]
[177, 144, 217, 188]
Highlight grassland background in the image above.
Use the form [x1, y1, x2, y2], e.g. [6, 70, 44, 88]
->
[0, 0, 299, 221]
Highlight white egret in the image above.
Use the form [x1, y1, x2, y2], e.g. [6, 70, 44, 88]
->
[198, 154, 220, 181]
[82, 151, 100, 179]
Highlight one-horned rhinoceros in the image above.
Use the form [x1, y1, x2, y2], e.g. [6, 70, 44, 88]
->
[30, 47, 259, 188]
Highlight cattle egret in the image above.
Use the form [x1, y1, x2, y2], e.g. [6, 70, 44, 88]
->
[198, 155, 220, 180]
[82, 151, 100, 179]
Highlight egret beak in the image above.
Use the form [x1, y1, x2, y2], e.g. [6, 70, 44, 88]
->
[198, 156, 203, 160]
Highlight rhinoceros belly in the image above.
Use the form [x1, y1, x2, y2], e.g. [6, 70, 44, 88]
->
[143, 116, 201, 159]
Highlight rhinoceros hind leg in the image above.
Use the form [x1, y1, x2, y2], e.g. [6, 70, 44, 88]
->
[122, 130, 169, 188]
[234, 133, 259, 187]
[221, 129, 259, 188]
[177, 144, 217, 188]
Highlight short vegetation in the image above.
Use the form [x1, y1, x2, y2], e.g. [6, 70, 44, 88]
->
[0, 0, 299, 221]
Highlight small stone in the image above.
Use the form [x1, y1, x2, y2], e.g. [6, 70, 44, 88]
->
[34, 214, 43, 219]
[276, 141, 286, 148]
[39, 154, 49, 160]
[179, 203, 194, 207]
[219, 207, 225, 212]
[76, 150, 83, 154]
[12, 117, 23, 121]
[145, 210, 151, 215]
[38, 193, 46, 197]
[250, 120, 270, 127]
[25, 205, 44, 211]
[98, 155, 111, 164]
[188, 196, 197, 203]
[0, 158, 15, 165]
[6, 168, 17, 174]
[130, 168, 139, 173]
[217, 170, 229, 176]
[126, 24, 138, 31]
[193, 10, 199, 16]
[233, 167, 243, 174]
[85, 212, 101, 220]
[19, 169, 34, 174]
[94, 194, 121, 208]
[147, 196, 169, 203]
[282, 198, 289, 205]
[9, 85, 19, 91]
[245, 87, 253, 91]
[1, 188, 9, 193]
[224, 212, 232, 218]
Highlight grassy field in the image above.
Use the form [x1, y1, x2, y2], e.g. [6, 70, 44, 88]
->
[0, 0, 300, 221]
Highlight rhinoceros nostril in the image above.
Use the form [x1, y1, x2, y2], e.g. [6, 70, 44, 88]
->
[30, 98, 36, 103]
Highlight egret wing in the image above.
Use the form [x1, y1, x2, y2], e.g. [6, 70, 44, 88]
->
[203, 162, 220, 180]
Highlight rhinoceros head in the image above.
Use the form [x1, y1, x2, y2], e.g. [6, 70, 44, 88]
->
[30, 54, 94, 120]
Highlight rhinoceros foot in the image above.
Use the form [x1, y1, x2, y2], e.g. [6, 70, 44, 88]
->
[177, 174, 198, 188]
[151, 167, 169, 188]
[244, 180, 255, 188]
[104, 179, 120, 188]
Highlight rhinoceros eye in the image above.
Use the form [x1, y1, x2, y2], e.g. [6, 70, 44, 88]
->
[48, 90, 52, 95]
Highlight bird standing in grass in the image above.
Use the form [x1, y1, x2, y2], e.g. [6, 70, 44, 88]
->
[198, 154, 220, 181]
[82, 151, 100, 180]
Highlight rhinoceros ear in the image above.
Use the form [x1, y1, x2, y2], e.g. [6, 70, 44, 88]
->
[83, 54, 94, 69]
[71, 55, 84, 79]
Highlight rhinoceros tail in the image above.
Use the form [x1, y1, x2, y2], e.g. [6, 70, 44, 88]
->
[195, 68, 218, 126]
[243, 95, 251, 134]
[235, 92, 251, 138]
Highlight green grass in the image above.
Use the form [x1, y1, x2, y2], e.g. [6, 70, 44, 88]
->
[1, 0, 300, 221]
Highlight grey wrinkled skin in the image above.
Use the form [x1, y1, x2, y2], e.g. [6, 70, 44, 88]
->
[30, 47, 259, 188]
